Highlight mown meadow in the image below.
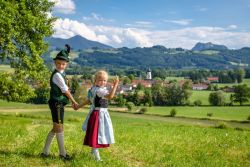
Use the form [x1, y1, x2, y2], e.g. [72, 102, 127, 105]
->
[0, 100, 249, 167]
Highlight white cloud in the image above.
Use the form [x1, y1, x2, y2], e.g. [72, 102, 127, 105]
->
[53, 18, 250, 49]
[53, 18, 96, 39]
[228, 25, 238, 29]
[82, 13, 114, 22]
[164, 19, 193, 26]
[149, 27, 250, 49]
[51, 0, 75, 14]
[125, 21, 154, 28]
[112, 35, 122, 44]
[135, 21, 152, 25]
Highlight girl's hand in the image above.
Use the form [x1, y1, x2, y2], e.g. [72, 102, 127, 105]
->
[113, 75, 119, 86]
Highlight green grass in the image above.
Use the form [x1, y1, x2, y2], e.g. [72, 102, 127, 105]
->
[243, 78, 250, 86]
[145, 106, 250, 121]
[212, 79, 250, 88]
[165, 77, 185, 81]
[190, 90, 212, 105]
[0, 107, 250, 167]
[0, 100, 47, 109]
[190, 90, 233, 105]
[0, 65, 14, 73]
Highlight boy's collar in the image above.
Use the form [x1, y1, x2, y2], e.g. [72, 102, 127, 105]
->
[55, 69, 64, 73]
[95, 85, 105, 88]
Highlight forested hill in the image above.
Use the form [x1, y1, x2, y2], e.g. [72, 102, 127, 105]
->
[73, 45, 250, 70]
[43, 41, 250, 70]
[46, 35, 112, 50]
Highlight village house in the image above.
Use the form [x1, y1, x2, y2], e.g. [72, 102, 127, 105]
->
[192, 83, 209, 90]
[207, 77, 219, 83]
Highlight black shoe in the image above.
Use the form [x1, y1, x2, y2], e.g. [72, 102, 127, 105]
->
[40, 153, 49, 158]
[59, 154, 72, 161]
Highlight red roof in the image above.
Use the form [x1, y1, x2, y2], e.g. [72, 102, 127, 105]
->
[207, 77, 219, 81]
[131, 79, 155, 87]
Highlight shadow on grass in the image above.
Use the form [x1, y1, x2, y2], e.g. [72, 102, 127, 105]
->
[0, 150, 56, 159]
[0, 149, 78, 161]
[0, 150, 47, 158]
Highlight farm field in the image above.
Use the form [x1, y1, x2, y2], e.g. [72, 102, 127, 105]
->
[145, 106, 250, 122]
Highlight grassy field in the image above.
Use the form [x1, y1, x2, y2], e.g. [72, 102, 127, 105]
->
[0, 101, 250, 166]
[145, 106, 250, 121]
[165, 77, 185, 81]
[243, 78, 250, 86]
[0, 65, 14, 73]
[190, 90, 234, 105]
[212, 78, 250, 88]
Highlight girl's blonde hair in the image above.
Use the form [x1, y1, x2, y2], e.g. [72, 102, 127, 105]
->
[94, 70, 108, 82]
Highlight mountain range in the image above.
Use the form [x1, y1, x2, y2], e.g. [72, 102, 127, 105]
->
[46, 35, 112, 50]
[44, 35, 250, 70]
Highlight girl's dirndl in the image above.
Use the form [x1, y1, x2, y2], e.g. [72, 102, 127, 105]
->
[82, 86, 115, 148]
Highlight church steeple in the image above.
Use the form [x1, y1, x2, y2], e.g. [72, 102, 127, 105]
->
[146, 67, 152, 80]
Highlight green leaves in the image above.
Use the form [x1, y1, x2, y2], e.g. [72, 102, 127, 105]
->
[0, 0, 55, 102]
[0, 73, 35, 102]
[231, 84, 250, 105]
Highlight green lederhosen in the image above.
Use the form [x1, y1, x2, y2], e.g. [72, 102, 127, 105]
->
[48, 70, 69, 124]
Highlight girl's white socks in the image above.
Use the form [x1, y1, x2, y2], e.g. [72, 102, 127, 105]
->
[92, 148, 101, 161]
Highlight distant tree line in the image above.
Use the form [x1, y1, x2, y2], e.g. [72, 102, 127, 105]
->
[72, 46, 250, 70]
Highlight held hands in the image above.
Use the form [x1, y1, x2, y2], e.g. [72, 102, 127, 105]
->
[72, 101, 79, 110]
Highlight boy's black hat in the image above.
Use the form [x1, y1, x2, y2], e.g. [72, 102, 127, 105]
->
[53, 44, 71, 62]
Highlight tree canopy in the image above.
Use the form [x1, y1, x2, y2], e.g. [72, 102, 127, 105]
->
[0, 0, 55, 102]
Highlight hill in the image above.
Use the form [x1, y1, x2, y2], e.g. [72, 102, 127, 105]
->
[73, 45, 250, 70]
[46, 35, 112, 50]
[192, 42, 228, 51]
[40, 39, 250, 70]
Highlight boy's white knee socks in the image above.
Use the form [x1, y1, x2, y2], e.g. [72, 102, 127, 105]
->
[56, 132, 66, 156]
[43, 131, 55, 155]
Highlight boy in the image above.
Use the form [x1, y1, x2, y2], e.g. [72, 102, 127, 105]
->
[41, 44, 78, 160]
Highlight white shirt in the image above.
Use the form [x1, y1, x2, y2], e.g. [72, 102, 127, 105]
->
[52, 72, 69, 93]
[96, 87, 109, 98]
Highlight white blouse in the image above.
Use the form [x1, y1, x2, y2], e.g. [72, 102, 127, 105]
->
[52, 72, 69, 93]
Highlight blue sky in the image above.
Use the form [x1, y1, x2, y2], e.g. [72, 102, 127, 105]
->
[51, 0, 250, 49]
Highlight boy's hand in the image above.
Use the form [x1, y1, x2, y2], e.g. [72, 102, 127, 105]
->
[72, 102, 79, 110]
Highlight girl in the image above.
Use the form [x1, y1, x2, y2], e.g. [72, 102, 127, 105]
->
[77, 70, 119, 161]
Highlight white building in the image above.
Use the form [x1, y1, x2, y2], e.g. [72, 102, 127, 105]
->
[146, 67, 152, 80]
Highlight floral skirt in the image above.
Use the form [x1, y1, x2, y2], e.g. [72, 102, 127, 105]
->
[83, 110, 109, 148]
